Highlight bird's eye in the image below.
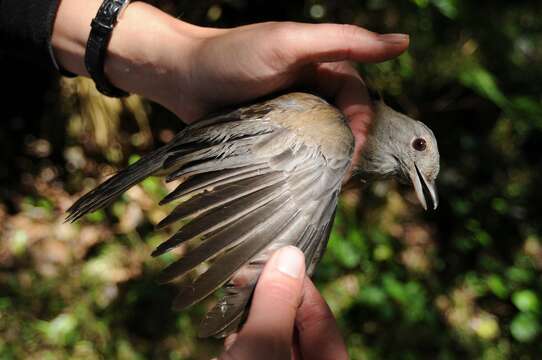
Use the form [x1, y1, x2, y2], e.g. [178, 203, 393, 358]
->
[412, 138, 427, 151]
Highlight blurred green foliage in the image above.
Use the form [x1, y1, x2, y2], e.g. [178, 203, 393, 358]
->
[1, 0, 542, 359]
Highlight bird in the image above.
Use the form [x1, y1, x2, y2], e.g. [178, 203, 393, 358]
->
[66, 91, 440, 338]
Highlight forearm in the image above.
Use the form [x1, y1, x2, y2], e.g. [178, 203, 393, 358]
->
[51, 0, 205, 111]
[51, 1, 408, 126]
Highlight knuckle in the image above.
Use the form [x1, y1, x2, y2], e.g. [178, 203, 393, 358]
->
[336, 24, 377, 52]
[334, 24, 374, 59]
[264, 22, 303, 67]
[268, 21, 300, 40]
[337, 23, 364, 39]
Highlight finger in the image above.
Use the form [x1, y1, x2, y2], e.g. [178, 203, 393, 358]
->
[272, 23, 409, 67]
[302, 61, 372, 174]
[296, 278, 348, 360]
[314, 62, 372, 127]
[223, 246, 306, 360]
[325, 62, 373, 170]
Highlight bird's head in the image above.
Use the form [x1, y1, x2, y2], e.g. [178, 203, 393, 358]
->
[357, 100, 440, 210]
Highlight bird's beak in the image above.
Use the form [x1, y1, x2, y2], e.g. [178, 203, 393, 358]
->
[409, 163, 438, 210]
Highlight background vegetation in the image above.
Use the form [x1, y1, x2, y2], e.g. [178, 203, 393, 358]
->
[1, 0, 542, 358]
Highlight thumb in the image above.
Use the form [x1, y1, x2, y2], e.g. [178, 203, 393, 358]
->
[222, 246, 306, 360]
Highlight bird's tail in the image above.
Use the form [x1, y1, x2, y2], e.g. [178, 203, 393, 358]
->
[65, 146, 170, 223]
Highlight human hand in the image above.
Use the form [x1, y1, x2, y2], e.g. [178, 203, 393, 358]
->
[217, 246, 348, 360]
[164, 22, 409, 122]
[164, 21, 409, 167]
[52, 1, 408, 164]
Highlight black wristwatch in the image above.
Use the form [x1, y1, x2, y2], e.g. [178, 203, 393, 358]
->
[85, 0, 131, 97]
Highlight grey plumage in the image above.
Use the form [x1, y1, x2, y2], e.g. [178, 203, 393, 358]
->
[357, 101, 440, 210]
[66, 92, 439, 338]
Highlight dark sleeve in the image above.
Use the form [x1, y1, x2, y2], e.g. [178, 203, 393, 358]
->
[0, 0, 63, 72]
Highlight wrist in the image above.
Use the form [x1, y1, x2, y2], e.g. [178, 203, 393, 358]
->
[52, 0, 204, 115]
[103, 2, 202, 108]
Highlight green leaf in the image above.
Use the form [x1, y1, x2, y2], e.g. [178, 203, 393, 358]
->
[510, 313, 540, 342]
[487, 275, 508, 299]
[431, 0, 458, 19]
[141, 177, 160, 194]
[459, 66, 507, 108]
[331, 237, 361, 269]
[398, 52, 414, 78]
[358, 286, 387, 307]
[36, 313, 78, 346]
[36, 197, 54, 214]
[373, 244, 393, 261]
[506, 267, 534, 284]
[10, 230, 28, 255]
[382, 274, 407, 303]
[112, 201, 126, 219]
[411, 0, 429, 8]
[0, 297, 12, 311]
[128, 154, 141, 165]
[512, 290, 540, 313]
[511, 96, 542, 119]
[474, 314, 500, 340]
[491, 198, 508, 214]
[85, 210, 105, 223]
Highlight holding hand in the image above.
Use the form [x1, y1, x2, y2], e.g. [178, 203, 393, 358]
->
[52, 0, 409, 159]
[218, 246, 348, 360]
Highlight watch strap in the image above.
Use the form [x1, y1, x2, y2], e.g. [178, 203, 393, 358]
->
[84, 0, 130, 97]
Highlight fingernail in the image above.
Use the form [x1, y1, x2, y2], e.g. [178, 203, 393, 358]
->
[377, 33, 409, 44]
[275, 246, 304, 279]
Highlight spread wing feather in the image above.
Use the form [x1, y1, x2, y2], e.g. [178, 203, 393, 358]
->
[172, 197, 301, 311]
[155, 170, 284, 230]
[66, 94, 353, 338]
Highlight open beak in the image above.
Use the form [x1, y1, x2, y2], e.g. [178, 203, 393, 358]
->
[409, 163, 438, 210]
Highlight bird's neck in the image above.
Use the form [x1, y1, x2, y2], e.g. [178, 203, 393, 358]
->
[355, 101, 404, 182]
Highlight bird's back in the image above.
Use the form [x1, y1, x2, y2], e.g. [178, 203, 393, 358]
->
[264, 92, 354, 160]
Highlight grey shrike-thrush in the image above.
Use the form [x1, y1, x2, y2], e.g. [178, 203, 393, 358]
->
[67, 92, 440, 337]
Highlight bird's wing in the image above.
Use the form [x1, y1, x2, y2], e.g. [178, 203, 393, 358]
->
[156, 100, 352, 337]
[66, 92, 354, 338]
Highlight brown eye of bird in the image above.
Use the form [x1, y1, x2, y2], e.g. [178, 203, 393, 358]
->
[412, 138, 427, 151]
